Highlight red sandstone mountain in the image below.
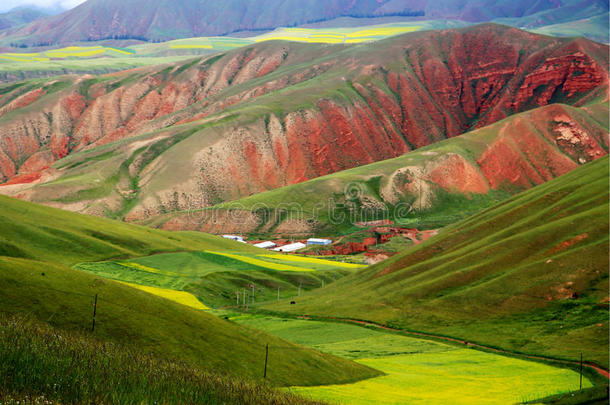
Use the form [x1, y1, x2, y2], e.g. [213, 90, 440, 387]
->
[149, 102, 608, 235]
[0, 24, 607, 221]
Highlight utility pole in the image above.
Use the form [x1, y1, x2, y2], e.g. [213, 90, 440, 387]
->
[298, 281, 302, 296]
[236, 291, 240, 307]
[252, 286, 255, 304]
[242, 289, 246, 306]
[580, 352, 582, 391]
[91, 294, 98, 332]
[419, 178, 422, 212]
[277, 287, 280, 301]
[264, 344, 269, 379]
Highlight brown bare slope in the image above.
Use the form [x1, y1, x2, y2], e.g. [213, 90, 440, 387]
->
[0, 25, 607, 222]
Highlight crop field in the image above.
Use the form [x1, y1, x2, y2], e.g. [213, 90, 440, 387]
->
[75, 251, 362, 308]
[232, 316, 592, 405]
[0, 23, 425, 70]
[0, 46, 134, 63]
[117, 281, 210, 310]
[253, 25, 421, 44]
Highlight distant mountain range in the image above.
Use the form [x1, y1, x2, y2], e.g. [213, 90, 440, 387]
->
[0, 7, 48, 31]
[0, 0, 607, 45]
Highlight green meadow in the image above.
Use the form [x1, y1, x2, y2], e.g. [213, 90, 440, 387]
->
[232, 315, 591, 405]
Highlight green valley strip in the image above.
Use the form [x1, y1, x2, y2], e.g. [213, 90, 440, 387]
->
[232, 315, 591, 405]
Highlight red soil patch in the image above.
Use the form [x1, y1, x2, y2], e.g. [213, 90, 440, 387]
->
[429, 153, 489, 194]
[1, 172, 41, 186]
[550, 233, 589, 254]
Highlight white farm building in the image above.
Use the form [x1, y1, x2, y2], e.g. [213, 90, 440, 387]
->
[306, 238, 332, 246]
[253, 241, 277, 249]
[273, 242, 307, 253]
[222, 235, 246, 243]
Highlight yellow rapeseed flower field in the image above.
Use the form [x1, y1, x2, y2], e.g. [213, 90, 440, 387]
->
[118, 281, 209, 310]
[259, 254, 363, 268]
[207, 251, 314, 271]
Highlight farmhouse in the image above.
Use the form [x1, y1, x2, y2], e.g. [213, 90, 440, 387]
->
[253, 241, 277, 249]
[273, 242, 307, 253]
[307, 238, 332, 246]
[222, 235, 246, 243]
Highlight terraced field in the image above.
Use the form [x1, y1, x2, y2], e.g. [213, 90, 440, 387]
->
[252, 25, 421, 44]
[0, 46, 135, 62]
[233, 315, 591, 405]
[0, 22, 427, 68]
[75, 250, 363, 308]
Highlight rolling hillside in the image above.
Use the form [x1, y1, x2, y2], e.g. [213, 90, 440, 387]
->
[0, 25, 607, 226]
[0, 7, 48, 31]
[530, 12, 610, 44]
[0, 0, 607, 45]
[0, 193, 380, 388]
[147, 102, 609, 235]
[264, 157, 610, 368]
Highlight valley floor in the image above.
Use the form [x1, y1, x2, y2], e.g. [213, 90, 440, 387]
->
[71, 247, 603, 404]
[231, 315, 590, 405]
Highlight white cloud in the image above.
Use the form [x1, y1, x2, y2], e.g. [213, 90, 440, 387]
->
[0, 0, 86, 13]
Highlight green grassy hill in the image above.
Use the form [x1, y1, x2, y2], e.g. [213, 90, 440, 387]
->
[265, 157, 610, 368]
[0, 194, 380, 394]
[531, 13, 610, 44]
[0, 314, 324, 405]
[0, 192, 264, 264]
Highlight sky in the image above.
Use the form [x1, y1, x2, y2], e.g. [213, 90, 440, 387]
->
[0, 0, 85, 13]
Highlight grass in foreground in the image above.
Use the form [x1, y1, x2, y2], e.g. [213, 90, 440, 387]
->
[0, 316, 322, 405]
[232, 315, 591, 405]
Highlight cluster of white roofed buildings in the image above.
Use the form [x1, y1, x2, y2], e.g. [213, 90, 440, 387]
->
[221, 235, 332, 252]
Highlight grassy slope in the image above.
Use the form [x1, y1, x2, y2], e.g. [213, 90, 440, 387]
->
[264, 157, 610, 368]
[149, 103, 609, 235]
[530, 13, 610, 44]
[0, 316, 322, 405]
[0, 194, 380, 387]
[0, 193, 263, 264]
